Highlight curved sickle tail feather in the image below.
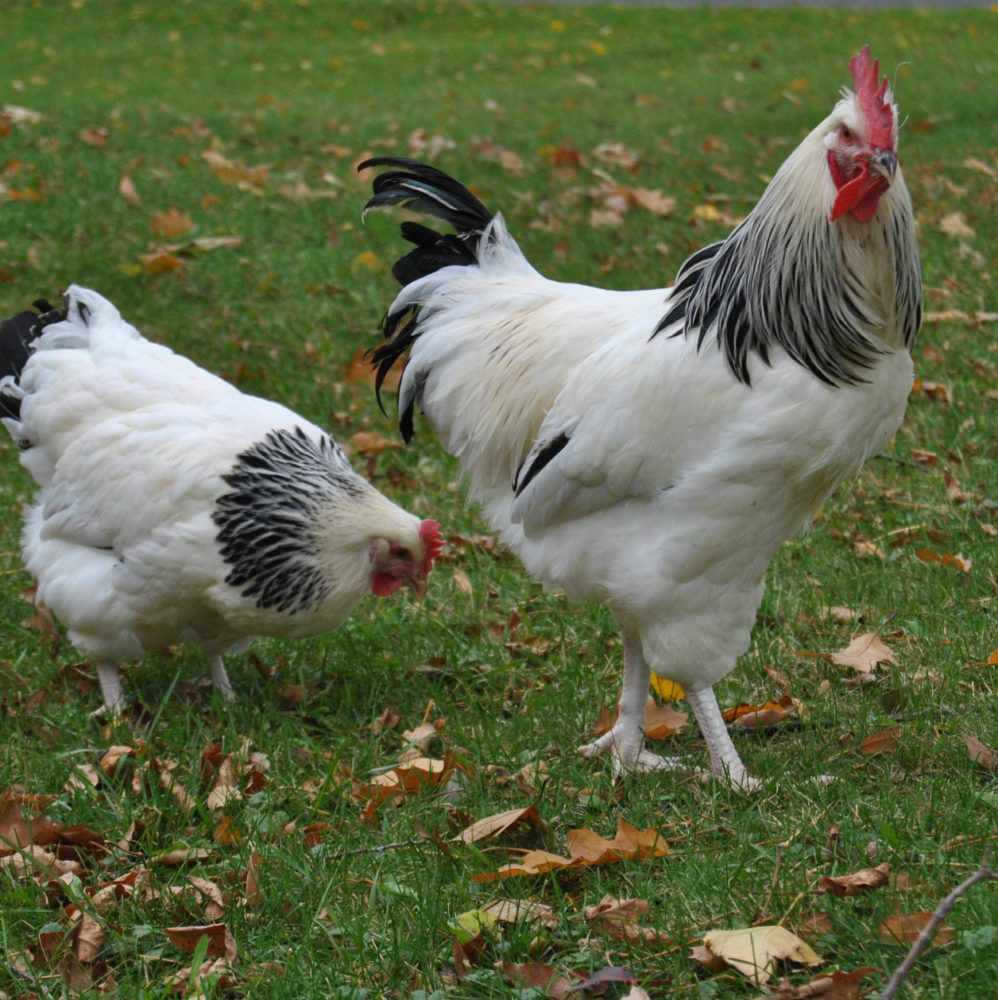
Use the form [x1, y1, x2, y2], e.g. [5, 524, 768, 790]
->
[0, 298, 63, 421]
[360, 157, 496, 439]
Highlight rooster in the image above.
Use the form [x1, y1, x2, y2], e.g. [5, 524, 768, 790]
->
[0, 287, 442, 716]
[360, 47, 921, 789]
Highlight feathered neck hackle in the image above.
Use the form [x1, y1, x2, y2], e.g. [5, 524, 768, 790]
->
[657, 96, 921, 387]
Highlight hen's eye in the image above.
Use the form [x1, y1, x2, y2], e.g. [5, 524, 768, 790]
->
[393, 546, 412, 561]
[840, 126, 854, 142]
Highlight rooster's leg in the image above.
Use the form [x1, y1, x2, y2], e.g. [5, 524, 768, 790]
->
[208, 654, 237, 703]
[90, 662, 127, 719]
[686, 686, 760, 792]
[578, 629, 686, 775]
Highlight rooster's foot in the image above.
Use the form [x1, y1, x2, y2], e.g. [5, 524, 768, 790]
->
[578, 728, 706, 780]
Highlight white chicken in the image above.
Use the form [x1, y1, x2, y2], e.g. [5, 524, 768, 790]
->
[0, 286, 442, 716]
[361, 47, 921, 789]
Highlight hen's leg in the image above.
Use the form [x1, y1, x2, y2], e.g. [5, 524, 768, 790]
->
[578, 630, 684, 775]
[208, 654, 237, 703]
[686, 686, 760, 792]
[90, 662, 127, 720]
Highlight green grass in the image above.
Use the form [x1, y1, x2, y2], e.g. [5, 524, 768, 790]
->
[1, 1, 996, 997]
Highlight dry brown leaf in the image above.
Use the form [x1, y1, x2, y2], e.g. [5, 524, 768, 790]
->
[961, 733, 998, 772]
[78, 127, 108, 147]
[165, 922, 237, 961]
[475, 817, 668, 882]
[150, 208, 195, 239]
[938, 212, 974, 239]
[879, 912, 953, 948]
[914, 549, 972, 573]
[138, 251, 186, 275]
[118, 173, 140, 206]
[752, 967, 878, 999]
[346, 429, 400, 454]
[202, 148, 269, 191]
[697, 925, 823, 986]
[0, 795, 61, 853]
[480, 898, 558, 928]
[583, 894, 671, 944]
[74, 913, 104, 963]
[187, 875, 226, 922]
[723, 695, 796, 729]
[831, 633, 895, 674]
[816, 863, 891, 897]
[99, 745, 136, 775]
[452, 568, 473, 596]
[152, 847, 213, 867]
[858, 727, 901, 756]
[454, 805, 545, 845]
[244, 848, 264, 909]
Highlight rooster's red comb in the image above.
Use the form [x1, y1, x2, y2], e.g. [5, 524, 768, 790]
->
[849, 45, 895, 151]
[419, 519, 444, 563]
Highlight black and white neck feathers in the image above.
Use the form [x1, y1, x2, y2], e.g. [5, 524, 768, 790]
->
[656, 111, 921, 387]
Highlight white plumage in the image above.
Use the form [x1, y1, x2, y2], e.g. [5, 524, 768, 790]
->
[1, 286, 442, 715]
[362, 47, 921, 789]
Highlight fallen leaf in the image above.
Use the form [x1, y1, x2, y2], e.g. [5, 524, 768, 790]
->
[831, 633, 895, 674]
[938, 212, 974, 239]
[650, 675, 686, 701]
[723, 696, 796, 729]
[346, 430, 399, 454]
[78, 127, 108, 147]
[118, 174, 141, 206]
[963, 156, 996, 178]
[452, 568, 474, 596]
[150, 208, 194, 239]
[151, 847, 213, 867]
[138, 251, 186, 276]
[697, 925, 822, 986]
[3, 104, 44, 124]
[879, 912, 953, 948]
[74, 913, 104, 963]
[914, 549, 972, 573]
[165, 922, 237, 961]
[816, 863, 891, 897]
[480, 898, 558, 928]
[475, 817, 668, 881]
[961, 733, 998, 772]
[858, 727, 901, 756]
[202, 148, 269, 192]
[583, 894, 671, 944]
[454, 805, 546, 844]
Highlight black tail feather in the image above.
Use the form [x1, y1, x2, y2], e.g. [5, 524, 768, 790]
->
[361, 157, 497, 440]
[361, 157, 494, 241]
[0, 298, 63, 421]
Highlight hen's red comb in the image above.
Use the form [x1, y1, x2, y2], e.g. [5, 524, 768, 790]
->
[419, 519, 444, 563]
[849, 45, 895, 151]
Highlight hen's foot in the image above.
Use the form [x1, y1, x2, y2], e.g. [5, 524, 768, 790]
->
[90, 663, 128, 723]
[208, 655, 237, 703]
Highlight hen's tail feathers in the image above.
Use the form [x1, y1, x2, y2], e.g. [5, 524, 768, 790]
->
[361, 158, 496, 438]
[0, 298, 64, 421]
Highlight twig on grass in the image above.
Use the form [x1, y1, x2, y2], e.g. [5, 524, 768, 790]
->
[879, 847, 995, 1000]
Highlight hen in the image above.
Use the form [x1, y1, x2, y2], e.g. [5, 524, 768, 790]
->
[361, 47, 921, 789]
[0, 286, 442, 715]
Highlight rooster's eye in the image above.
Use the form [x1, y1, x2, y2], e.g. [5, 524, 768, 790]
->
[392, 546, 412, 561]
[839, 126, 855, 143]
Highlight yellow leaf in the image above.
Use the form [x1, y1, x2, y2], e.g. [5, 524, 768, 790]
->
[650, 675, 685, 701]
[351, 249, 382, 273]
[693, 203, 723, 222]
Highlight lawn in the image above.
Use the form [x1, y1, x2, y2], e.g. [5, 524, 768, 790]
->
[1, 1, 996, 997]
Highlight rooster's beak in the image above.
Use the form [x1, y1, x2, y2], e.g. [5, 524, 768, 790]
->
[869, 148, 897, 181]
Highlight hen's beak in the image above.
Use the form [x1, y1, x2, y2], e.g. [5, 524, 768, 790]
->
[405, 573, 429, 601]
[869, 148, 897, 181]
